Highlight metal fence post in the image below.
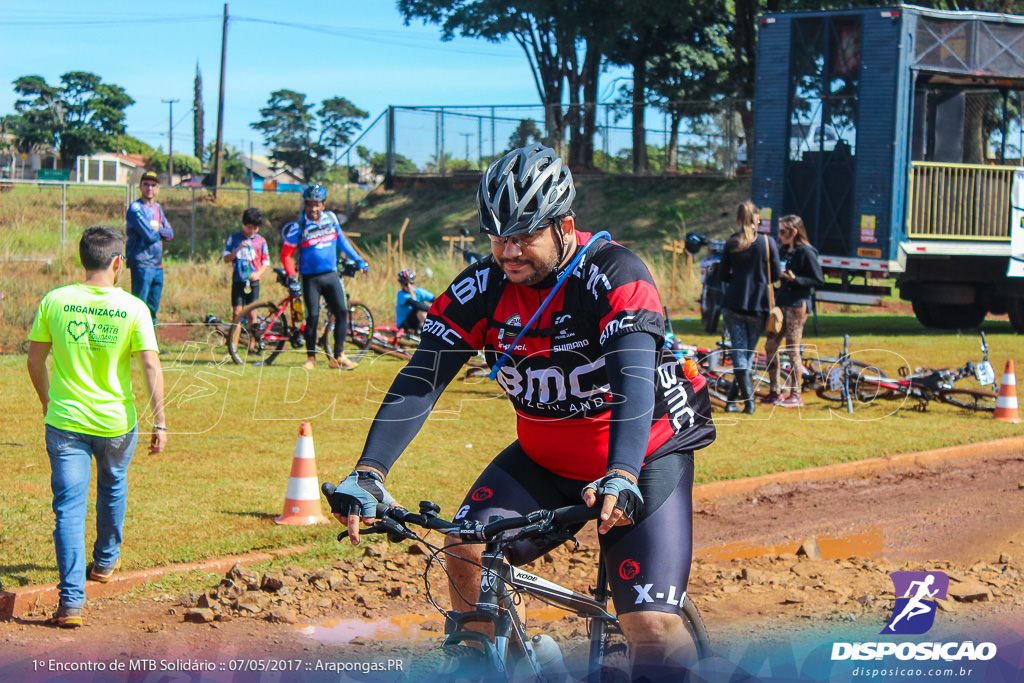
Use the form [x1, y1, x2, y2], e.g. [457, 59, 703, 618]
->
[190, 187, 197, 261]
[61, 182, 67, 267]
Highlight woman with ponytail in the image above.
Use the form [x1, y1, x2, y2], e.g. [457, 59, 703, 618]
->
[718, 201, 780, 414]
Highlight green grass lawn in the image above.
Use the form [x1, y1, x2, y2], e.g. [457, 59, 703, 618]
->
[2, 314, 1023, 590]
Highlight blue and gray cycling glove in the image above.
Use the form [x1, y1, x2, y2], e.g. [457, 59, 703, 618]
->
[327, 470, 395, 518]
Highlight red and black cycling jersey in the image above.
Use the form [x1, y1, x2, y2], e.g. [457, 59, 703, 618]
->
[423, 231, 716, 480]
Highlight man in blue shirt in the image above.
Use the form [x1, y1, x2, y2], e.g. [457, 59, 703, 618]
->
[280, 184, 367, 370]
[394, 269, 434, 332]
[125, 172, 173, 322]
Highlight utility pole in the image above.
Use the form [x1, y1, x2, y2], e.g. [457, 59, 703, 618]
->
[213, 2, 229, 197]
[162, 98, 179, 184]
[459, 132, 472, 163]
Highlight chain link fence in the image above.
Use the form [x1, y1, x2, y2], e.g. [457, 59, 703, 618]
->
[337, 99, 751, 179]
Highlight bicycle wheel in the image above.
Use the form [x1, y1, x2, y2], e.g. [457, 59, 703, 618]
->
[231, 302, 287, 365]
[681, 598, 712, 662]
[346, 302, 374, 362]
[399, 643, 491, 683]
[937, 388, 997, 412]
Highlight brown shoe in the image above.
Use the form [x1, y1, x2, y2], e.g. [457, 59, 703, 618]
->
[87, 559, 121, 583]
[48, 604, 83, 628]
[328, 355, 357, 370]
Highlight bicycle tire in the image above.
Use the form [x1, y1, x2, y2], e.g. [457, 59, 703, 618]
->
[231, 301, 287, 365]
[399, 643, 491, 683]
[936, 388, 998, 412]
[318, 302, 376, 363]
[681, 597, 712, 662]
[198, 325, 232, 365]
[346, 302, 374, 362]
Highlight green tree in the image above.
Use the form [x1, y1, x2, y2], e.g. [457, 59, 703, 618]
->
[148, 153, 202, 177]
[250, 89, 367, 183]
[117, 134, 155, 156]
[508, 118, 544, 148]
[12, 71, 134, 169]
[397, 0, 615, 167]
[202, 141, 247, 184]
[193, 64, 205, 160]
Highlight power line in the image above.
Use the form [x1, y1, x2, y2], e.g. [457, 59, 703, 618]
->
[233, 16, 518, 59]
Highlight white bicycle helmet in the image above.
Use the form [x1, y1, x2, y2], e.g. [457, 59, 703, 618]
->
[478, 144, 575, 237]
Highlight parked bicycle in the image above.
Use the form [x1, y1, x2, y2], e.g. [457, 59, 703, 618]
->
[816, 333, 997, 412]
[227, 265, 373, 366]
[322, 490, 711, 682]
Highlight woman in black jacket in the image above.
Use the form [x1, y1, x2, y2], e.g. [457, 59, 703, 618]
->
[719, 201, 780, 414]
[763, 214, 824, 407]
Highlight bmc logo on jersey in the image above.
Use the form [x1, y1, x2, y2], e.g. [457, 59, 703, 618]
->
[421, 318, 462, 346]
[451, 268, 490, 304]
[599, 315, 635, 345]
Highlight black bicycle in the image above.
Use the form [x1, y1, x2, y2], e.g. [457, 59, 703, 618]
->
[323, 489, 711, 682]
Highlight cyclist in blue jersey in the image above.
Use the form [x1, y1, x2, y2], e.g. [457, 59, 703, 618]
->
[281, 184, 367, 370]
[125, 172, 174, 322]
[394, 269, 434, 332]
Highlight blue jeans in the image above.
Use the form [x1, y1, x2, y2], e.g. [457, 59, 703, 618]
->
[723, 309, 767, 371]
[130, 265, 164, 321]
[46, 424, 138, 608]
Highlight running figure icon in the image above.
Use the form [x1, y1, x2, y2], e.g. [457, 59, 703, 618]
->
[882, 571, 948, 635]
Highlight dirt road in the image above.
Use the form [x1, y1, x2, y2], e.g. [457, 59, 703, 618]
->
[3, 449, 1023, 681]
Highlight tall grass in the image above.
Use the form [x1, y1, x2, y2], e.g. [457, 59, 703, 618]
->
[3, 318, 1022, 589]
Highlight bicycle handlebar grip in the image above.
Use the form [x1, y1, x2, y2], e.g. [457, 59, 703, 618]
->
[553, 504, 602, 526]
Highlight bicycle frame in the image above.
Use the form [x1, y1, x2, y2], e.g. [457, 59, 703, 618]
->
[442, 535, 619, 679]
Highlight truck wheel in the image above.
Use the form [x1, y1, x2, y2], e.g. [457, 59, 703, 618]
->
[912, 301, 986, 330]
[1008, 298, 1024, 334]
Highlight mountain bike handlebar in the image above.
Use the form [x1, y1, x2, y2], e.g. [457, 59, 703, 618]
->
[321, 483, 599, 545]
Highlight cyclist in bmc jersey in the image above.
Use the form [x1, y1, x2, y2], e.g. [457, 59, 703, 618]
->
[280, 184, 367, 370]
[326, 145, 716, 679]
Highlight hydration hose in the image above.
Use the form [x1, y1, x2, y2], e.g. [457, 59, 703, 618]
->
[488, 231, 611, 380]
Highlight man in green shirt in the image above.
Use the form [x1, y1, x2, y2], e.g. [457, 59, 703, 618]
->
[27, 226, 167, 628]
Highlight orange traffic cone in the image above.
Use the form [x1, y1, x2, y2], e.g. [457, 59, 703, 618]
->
[994, 360, 1022, 424]
[274, 422, 330, 525]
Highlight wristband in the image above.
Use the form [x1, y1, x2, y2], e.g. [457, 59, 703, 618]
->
[153, 425, 168, 431]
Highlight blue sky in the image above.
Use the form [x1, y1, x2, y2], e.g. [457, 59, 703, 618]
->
[0, 1, 605, 165]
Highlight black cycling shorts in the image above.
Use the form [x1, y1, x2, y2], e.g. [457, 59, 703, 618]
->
[452, 442, 695, 616]
[230, 280, 260, 308]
